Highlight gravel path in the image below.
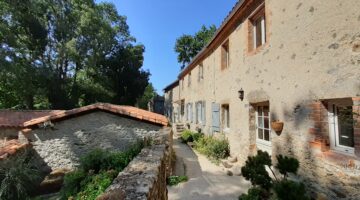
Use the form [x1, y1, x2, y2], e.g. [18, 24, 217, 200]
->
[168, 138, 251, 200]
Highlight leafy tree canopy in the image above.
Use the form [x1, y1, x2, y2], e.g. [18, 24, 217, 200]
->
[174, 25, 216, 70]
[0, 0, 150, 109]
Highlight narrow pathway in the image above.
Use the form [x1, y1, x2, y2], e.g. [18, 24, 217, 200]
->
[168, 138, 251, 200]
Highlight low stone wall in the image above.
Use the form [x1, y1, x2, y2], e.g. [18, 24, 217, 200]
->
[98, 127, 173, 200]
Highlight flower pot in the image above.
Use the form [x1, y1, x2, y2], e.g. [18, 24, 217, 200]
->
[271, 121, 284, 135]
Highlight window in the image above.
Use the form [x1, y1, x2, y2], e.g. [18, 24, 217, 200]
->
[250, 6, 266, 50]
[221, 40, 229, 70]
[198, 63, 204, 82]
[188, 73, 191, 87]
[196, 101, 206, 124]
[180, 100, 185, 116]
[256, 105, 271, 145]
[328, 103, 355, 154]
[222, 104, 230, 129]
[186, 103, 193, 122]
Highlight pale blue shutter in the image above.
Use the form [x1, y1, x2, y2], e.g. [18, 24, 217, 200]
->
[202, 101, 206, 125]
[212, 103, 220, 133]
[190, 103, 193, 123]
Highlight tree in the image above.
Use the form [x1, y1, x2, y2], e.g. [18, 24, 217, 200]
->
[0, 0, 150, 109]
[175, 25, 216, 69]
[136, 83, 157, 110]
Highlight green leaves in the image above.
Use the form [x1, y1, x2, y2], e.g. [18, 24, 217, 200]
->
[175, 25, 217, 69]
[0, 0, 148, 109]
[275, 155, 300, 177]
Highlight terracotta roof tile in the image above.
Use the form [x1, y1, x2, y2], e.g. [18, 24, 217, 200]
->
[0, 110, 64, 128]
[21, 103, 168, 127]
[0, 139, 29, 160]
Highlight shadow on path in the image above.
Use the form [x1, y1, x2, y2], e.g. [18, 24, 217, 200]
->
[168, 137, 251, 200]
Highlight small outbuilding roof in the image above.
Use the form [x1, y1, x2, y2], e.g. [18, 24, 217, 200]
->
[0, 103, 168, 128]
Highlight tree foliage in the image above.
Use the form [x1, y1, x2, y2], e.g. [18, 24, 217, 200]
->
[174, 25, 216, 69]
[136, 83, 157, 109]
[0, 0, 150, 109]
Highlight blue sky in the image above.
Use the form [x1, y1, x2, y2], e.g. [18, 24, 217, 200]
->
[104, 0, 238, 94]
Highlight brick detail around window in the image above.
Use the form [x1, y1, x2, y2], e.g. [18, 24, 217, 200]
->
[353, 98, 360, 156]
[308, 100, 330, 152]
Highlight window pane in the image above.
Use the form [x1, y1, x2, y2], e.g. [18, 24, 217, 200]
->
[337, 106, 354, 147]
[255, 19, 262, 48]
[263, 106, 269, 116]
[258, 117, 263, 128]
[258, 128, 264, 139]
[264, 129, 270, 141]
[264, 117, 269, 129]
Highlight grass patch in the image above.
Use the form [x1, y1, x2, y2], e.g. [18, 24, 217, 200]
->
[167, 175, 188, 186]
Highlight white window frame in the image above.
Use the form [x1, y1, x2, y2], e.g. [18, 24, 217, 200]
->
[253, 14, 266, 49]
[328, 103, 355, 154]
[255, 105, 271, 147]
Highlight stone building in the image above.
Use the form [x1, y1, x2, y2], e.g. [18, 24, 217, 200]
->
[164, 0, 360, 199]
[0, 103, 168, 172]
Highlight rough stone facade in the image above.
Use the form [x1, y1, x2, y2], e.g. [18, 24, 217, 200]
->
[26, 111, 162, 171]
[164, 0, 360, 199]
[99, 127, 173, 200]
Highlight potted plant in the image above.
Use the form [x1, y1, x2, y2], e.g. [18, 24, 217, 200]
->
[271, 120, 284, 135]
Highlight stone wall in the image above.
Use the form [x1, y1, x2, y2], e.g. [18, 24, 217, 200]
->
[99, 127, 173, 200]
[26, 111, 162, 171]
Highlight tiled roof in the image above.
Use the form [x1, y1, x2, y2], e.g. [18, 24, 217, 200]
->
[0, 139, 28, 160]
[8, 103, 168, 128]
[0, 110, 64, 128]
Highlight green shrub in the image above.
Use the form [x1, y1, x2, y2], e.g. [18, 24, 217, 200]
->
[75, 171, 117, 200]
[167, 175, 188, 186]
[80, 149, 109, 173]
[239, 151, 310, 200]
[194, 135, 230, 161]
[80, 141, 144, 173]
[61, 141, 144, 200]
[191, 132, 203, 142]
[241, 150, 273, 190]
[275, 155, 299, 178]
[273, 180, 309, 200]
[0, 150, 42, 200]
[60, 170, 87, 199]
[181, 130, 194, 142]
[239, 187, 266, 200]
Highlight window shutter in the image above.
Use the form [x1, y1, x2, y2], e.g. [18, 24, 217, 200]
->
[212, 103, 220, 133]
[202, 101, 206, 125]
[189, 103, 193, 123]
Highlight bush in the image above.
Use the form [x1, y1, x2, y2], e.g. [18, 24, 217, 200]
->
[194, 135, 230, 161]
[273, 180, 309, 200]
[75, 171, 117, 200]
[61, 141, 144, 200]
[239, 151, 310, 200]
[191, 132, 203, 142]
[60, 170, 87, 199]
[80, 141, 144, 173]
[181, 130, 194, 142]
[241, 151, 273, 190]
[0, 150, 42, 200]
[239, 187, 266, 200]
[167, 175, 188, 186]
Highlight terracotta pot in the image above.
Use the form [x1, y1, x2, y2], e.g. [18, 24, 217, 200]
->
[271, 121, 284, 134]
